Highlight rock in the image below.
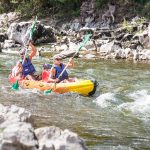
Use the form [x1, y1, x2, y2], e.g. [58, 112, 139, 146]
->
[53, 50, 78, 59]
[7, 22, 30, 45]
[0, 105, 87, 150]
[70, 19, 81, 31]
[122, 33, 133, 42]
[102, 3, 116, 24]
[35, 126, 87, 150]
[85, 54, 96, 59]
[133, 50, 139, 60]
[0, 104, 31, 128]
[0, 33, 8, 42]
[0, 122, 38, 150]
[3, 39, 18, 48]
[133, 30, 148, 48]
[100, 40, 121, 54]
[33, 24, 57, 44]
[7, 21, 56, 45]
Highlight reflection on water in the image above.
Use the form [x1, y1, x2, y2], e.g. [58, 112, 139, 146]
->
[0, 53, 150, 150]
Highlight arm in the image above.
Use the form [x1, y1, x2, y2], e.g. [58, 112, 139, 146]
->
[47, 67, 59, 83]
[66, 58, 74, 68]
[16, 62, 23, 76]
[12, 61, 22, 77]
[28, 42, 37, 60]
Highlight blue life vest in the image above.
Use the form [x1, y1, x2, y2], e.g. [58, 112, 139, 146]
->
[54, 63, 68, 81]
[21, 58, 36, 77]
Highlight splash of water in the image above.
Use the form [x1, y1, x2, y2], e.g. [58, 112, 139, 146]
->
[94, 93, 118, 108]
[118, 90, 150, 123]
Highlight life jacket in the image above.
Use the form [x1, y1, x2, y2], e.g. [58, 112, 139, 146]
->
[42, 70, 50, 82]
[21, 57, 36, 77]
[54, 63, 68, 81]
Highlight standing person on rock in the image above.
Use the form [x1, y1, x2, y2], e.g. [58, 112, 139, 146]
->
[11, 42, 40, 80]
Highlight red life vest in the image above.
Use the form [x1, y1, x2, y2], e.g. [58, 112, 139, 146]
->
[42, 70, 50, 82]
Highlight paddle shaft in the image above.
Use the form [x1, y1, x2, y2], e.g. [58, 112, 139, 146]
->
[57, 34, 92, 80]
[22, 16, 37, 64]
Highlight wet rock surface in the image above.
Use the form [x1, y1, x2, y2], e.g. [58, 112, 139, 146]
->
[0, 104, 87, 150]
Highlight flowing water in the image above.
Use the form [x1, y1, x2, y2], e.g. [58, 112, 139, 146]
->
[0, 52, 150, 150]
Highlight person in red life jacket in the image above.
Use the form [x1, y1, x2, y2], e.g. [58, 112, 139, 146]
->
[12, 42, 39, 80]
[41, 64, 52, 82]
[47, 55, 77, 83]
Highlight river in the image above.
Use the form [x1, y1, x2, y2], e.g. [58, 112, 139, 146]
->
[0, 52, 150, 150]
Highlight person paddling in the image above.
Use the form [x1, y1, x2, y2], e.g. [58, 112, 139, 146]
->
[11, 42, 39, 80]
[47, 55, 77, 83]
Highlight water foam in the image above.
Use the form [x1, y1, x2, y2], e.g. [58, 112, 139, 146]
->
[119, 90, 150, 118]
[94, 93, 117, 108]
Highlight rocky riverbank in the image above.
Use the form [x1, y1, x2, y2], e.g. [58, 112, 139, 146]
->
[0, 104, 87, 150]
[0, 8, 150, 61]
[1, 2, 150, 62]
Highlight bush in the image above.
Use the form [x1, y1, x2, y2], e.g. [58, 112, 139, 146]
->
[142, 1, 150, 19]
[0, 5, 4, 14]
[95, 0, 108, 8]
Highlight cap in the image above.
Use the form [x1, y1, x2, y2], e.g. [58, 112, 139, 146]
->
[53, 54, 62, 60]
[19, 48, 26, 55]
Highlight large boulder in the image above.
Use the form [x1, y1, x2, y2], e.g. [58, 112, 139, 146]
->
[99, 40, 121, 55]
[33, 24, 57, 44]
[0, 122, 38, 150]
[7, 21, 31, 45]
[0, 105, 88, 150]
[0, 104, 32, 128]
[35, 126, 87, 150]
[7, 21, 57, 45]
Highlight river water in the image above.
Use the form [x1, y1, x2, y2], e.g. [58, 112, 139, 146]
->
[0, 52, 150, 150]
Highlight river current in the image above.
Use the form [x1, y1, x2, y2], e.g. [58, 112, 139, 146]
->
[0, 52, 150, 150]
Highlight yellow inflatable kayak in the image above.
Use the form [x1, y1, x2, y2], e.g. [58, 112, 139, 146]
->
[9, 76, 98, 96]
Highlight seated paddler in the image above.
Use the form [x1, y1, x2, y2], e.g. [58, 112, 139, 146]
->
[11, 42, 40, 80]
[47, 55, 77, 83]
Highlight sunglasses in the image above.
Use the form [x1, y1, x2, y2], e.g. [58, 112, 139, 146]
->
[56, 58, 62, 61]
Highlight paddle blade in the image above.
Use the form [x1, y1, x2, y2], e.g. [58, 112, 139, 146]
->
[12, 80, 19, 90]
[29, 16, 37, 39]
[78, 34, 92, 52]
[44, 89, 52, 95]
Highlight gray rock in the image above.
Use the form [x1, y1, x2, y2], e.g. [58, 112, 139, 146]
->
[0, 33, 8, 42]
[35, 126, 87, 150]
[7, 21, 56, 46]
[85, 54, 96, 59]
[0, 104, 31, 128]
[3, 40, 18, 48]
[1, 122, 38, 150]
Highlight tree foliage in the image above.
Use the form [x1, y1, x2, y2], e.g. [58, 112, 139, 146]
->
[0, 0, 150, 19]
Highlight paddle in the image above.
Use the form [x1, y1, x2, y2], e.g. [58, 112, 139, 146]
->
[44, 33, 92, 95]
[12, 16, 37, 90]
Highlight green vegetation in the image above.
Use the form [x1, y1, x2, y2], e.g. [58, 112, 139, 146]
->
[122, 17, 146, 33]
[1, 0, 150, 19]
[0, 0, 82, 18]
